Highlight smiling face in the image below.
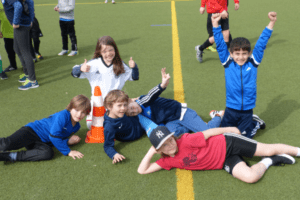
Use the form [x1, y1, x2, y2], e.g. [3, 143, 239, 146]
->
[108, 101, 128, 119]
[70, 108, 87, 124]
[101, 44, 115, 65]
[159, 136, 178, 157]
[126, 101, 142, 117]
[230, 49, 251, 66]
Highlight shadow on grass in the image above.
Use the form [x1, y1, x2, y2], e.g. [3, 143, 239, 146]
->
[248, 33, 287, 49]
[255, 94, 300, 137]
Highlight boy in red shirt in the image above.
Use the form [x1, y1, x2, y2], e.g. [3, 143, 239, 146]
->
[138, 126, 300, 183]
[195, 0, 239, 63]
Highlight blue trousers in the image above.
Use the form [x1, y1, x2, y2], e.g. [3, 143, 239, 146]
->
[221, 107, 260, 138]
[165, 108, 221, 137]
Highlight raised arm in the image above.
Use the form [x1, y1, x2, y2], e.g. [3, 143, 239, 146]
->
[251, 12, 276, 65]
[212, 14, 230, 65]
[137, 68, 170, 107]
[202, 127, 240, 140]
[137, 146, 163, 174]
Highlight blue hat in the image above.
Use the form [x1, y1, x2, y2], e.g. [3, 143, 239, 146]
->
[149, 126, 175, 149]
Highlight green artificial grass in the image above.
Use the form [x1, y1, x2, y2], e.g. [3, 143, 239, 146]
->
[1, 0, 300, 199]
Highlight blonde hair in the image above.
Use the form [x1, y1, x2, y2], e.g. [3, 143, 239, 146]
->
[104, 90, 129, 113]
[66, 95, 91, 115]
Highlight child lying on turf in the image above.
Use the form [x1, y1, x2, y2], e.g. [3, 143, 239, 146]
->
[103, 90, 147, 164]
[126, 68, 224, 137]
[138, 126, 300, 183]
[212, 12, 277, 138]
[0, 95, 91, 162]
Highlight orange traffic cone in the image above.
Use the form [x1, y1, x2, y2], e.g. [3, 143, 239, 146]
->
[85, 86, 106, 143]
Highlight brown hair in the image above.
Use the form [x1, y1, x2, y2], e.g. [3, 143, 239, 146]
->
[230, 37, 251, 53]
[104, 90, 129, 113]
[93, 36, 124, 76]
[66, 95, 91, 115]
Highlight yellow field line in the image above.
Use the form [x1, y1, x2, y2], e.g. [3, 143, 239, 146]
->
[35, 0, 194, 6]
[171, 1, 195, 200]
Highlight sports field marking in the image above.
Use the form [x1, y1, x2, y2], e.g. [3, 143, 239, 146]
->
[171, 1, 195, 200]
[35, 0, 194, 6]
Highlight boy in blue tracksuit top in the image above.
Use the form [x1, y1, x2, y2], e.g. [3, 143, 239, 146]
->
[126, 68, 223, 137]
[0, 95, 91, 162]
[212, 12, 277, 138]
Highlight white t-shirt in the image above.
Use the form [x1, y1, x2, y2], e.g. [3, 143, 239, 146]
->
[79, 57, 134, 99]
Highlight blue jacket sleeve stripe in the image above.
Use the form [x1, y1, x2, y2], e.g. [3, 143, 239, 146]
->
[222, 55, 231, 66]
[138, 85, 161, 105]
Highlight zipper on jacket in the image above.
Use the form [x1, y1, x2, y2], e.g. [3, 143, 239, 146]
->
[240, 67, 243, 110]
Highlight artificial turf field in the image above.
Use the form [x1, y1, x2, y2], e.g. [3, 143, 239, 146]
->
[1, 0, 300, 199]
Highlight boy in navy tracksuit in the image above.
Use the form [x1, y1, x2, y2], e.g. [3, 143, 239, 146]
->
[212, 12, 277, 138]
[103, 90, 146, 164]
[126, 68, 223, 137]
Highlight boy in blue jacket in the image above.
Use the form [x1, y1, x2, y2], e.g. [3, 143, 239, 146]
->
[126, 68, 223, 137]
[0, 95, 91, 162]
[212, 12, 277, 138]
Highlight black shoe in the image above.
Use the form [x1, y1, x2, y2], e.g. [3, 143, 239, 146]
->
[0, 152, 12, 161]
[0, 71, 8, 80]
[253, 114, 266, 129]
[270, 154, 295, 166]
[3, 65, 17, 72]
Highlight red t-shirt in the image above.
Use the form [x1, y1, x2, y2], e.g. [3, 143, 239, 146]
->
[201, 0, 240, 14]
[156, 132, 226, 171]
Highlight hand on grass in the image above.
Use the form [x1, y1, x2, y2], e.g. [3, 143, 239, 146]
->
[235, 3, 239, 10]
[68, 135, 81, 146]
[80, 59, 91, 72]
[160, 68, 170, 89]
[112, 153, 125, 164]
[199, 7, 205, 14]
[68, 150, 84, 160]
[128, 57, 135, 68]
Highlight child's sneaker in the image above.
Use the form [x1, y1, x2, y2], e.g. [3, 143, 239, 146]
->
[206, 46, 217, 52]
[270, 154, 295, 166]
[252, 114, 266, 129]
[58, 50, 68, 56]
[112, 0, 115, 3]
[195, 45, 204, 63]
[18, 79, 39, 90]
[104, 0, 107, 3]
[68, 51, 78, 56]
[0, 71, 8, 80]
[209, 110, 224, 119]
[18, 74, 28, 82]
[36, 53, 44, 60]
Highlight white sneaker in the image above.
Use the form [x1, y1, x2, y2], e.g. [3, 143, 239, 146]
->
[210, 110, 224, 119]
[104, 0, 107, 3]
[112, 0, 115, 3]
[68, 51, 78, 56]
[58, 50, 68, 56]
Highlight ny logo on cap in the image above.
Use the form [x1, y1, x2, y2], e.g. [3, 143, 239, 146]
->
[156, 130, 164, 139]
